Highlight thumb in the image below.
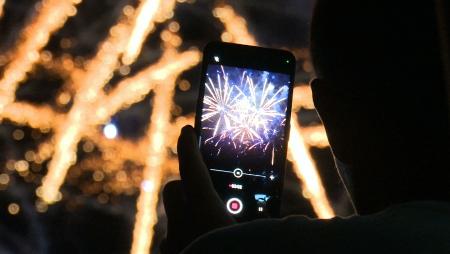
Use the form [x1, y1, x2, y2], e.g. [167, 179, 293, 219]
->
[177, 125, 218, 204]
[162, 180, 186, 231]
[177, 125, 234, 226]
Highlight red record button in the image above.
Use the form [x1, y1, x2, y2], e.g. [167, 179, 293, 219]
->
[226, 197, 243, 214]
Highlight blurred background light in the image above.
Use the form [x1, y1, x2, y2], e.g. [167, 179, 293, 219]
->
[103, 123, 119, 139]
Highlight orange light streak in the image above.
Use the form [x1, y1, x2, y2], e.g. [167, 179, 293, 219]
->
[41, 47, 199, 203]
[94, 49, 201, 124]
[86, 131, 148, 166]
[40, 17, 131, 203]
[122, 0, 160, 65]
[293, 85, 315, 110]
[167, 114, 194, 151]
[0, 50, 199, 132]
[130, 76, 177, 254]
[0, 0, 80, 114]
[213, 5, 257, 46]
[0, 0, 5, 18]
[40, 0, 177, 203]
[76, 115, 194, 182]
[35, 141, 54, 163]
[301, 125, 329, 148]
[82, 114, 195, 182]
[40, 54, 83, 84]
[122, 0, 176, 64]
[40, 13, 138, 203]
[288, 114, 334, 218]
[1, 103, 59, 129]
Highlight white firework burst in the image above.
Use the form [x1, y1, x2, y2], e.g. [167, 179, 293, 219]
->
[202, 65, 288, 155]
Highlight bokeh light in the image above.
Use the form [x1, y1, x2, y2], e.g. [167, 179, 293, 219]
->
[103, 123, 119, 139]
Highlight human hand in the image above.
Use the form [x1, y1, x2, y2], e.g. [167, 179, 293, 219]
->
[161, 125, 235, 254]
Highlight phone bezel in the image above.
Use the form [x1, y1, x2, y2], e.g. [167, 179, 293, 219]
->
[194, 41, 296, 219]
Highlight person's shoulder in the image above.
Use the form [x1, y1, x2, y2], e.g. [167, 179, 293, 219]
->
[369, 201, 450, 232]
[382, 200, 450, 215]
[182, 201, 450, 254]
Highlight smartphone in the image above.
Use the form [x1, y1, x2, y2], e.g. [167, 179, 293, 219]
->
[195, 42, 295, 221]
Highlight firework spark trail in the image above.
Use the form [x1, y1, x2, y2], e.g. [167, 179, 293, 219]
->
[288, 114, 334, 219]
[213, 5, 257, 46]
[202, 71, 236, 137]
[203, 68, 288, 154]
[40, 0, 175, 203]
[130, 75, 177, 254]
[230, 80, 286, 149]
[0, 0, 80, 114]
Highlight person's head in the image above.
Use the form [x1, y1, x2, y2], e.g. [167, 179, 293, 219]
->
[309, 0, 449, 214]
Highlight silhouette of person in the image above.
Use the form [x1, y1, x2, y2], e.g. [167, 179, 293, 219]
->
[162, 1, 450, 253]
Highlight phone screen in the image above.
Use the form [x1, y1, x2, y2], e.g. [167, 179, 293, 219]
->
[196, 43, 294, 220]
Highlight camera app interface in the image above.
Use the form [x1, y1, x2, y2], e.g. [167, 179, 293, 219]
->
[200, 63, 290, 218]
